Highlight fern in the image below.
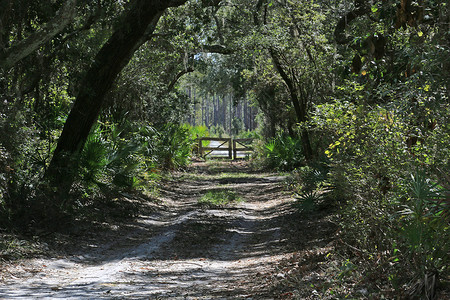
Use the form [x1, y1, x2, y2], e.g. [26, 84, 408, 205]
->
[79, 133, 108, 184]
[264, 134, 304, 170]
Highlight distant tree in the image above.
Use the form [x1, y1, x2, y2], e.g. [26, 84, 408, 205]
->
[246, 0, 334, 159]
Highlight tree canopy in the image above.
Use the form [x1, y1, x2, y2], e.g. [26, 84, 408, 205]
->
[0, 0, 448, 298]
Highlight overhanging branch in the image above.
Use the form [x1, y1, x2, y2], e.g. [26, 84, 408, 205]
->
[167, 67, 194, 91]
[0, 0, 78, 70]
[201, 44, 234, 55]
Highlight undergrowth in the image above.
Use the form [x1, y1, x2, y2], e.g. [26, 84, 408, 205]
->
[198, 189, 243, 207]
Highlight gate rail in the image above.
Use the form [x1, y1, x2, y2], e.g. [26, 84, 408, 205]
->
[197, 137, 253, 159]
[233, 138, 253, 159]
[198, 137, 232, 159]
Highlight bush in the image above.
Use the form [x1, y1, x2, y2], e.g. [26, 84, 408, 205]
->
[181, 124, 210, 157]
[311, 99, 449, 296]
[153, 123, 193, 169]
[238, 130, 260, 140]
[54, 121, 197, 219]
[0, 108, 54, 227]
[263, 133, 304, 171]
[395, 171, 449, 296]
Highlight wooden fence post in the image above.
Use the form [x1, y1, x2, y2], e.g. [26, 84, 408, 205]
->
[198, 138, 203, 157]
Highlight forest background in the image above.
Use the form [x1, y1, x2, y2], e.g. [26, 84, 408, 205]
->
[0, 0, 448, 298]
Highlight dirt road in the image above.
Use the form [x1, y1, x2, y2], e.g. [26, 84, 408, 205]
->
[0, 161, 334, 299]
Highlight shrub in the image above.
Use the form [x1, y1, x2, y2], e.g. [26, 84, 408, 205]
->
[151, 123, 194, 169]
[395, 171, 449, 297]
[263, 133, 304, 171]
[311, 99, 449, 296]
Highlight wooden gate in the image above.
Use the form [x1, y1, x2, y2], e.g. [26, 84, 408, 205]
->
[198, 137, 232, 159]
[233, 138, 253, 159]
[197, 137, 253, 159]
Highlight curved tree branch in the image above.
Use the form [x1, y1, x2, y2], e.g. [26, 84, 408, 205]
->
[0, 0, 78, 70]
[334, 6, 369, 45]
[167, 66, 194, 91]
[201, 44, 233, 54]
[269, 47, 313, 159]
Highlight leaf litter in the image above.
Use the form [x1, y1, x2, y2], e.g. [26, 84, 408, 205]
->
[0, 161, 337, 299]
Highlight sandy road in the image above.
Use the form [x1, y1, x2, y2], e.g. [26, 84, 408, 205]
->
[0, 162, 296, 299]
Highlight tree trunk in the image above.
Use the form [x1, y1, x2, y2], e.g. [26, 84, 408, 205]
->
[269, 48, 313, 160]
[229, 94, 232, 134]
[46, 0, 187, 192]
[216, 95, 220, 127]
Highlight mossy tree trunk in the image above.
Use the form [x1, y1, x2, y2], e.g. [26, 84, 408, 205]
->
[45, 0, 187, 195]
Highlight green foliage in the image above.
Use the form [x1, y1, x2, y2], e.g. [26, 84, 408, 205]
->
[292, 160, 330, 213]
[296, 164, 329, 193]
[0, 106, 55, 226]
[263, 133, 304, 171]
[186, 124, 209, 139]
[397, 171, 449, 277]
[184, 124, 210, 149]
[209, 125, 226, 138]
[79, 133, 108, 185]
[295, 190, 321, 212]
[198, 189, 243, 207]
[154, 123, 193, 170]
[76, 124, 143, 192]
[55, 121, 197, 218]
[238, 130, 260, 140]
[312, 91, 449, 294]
